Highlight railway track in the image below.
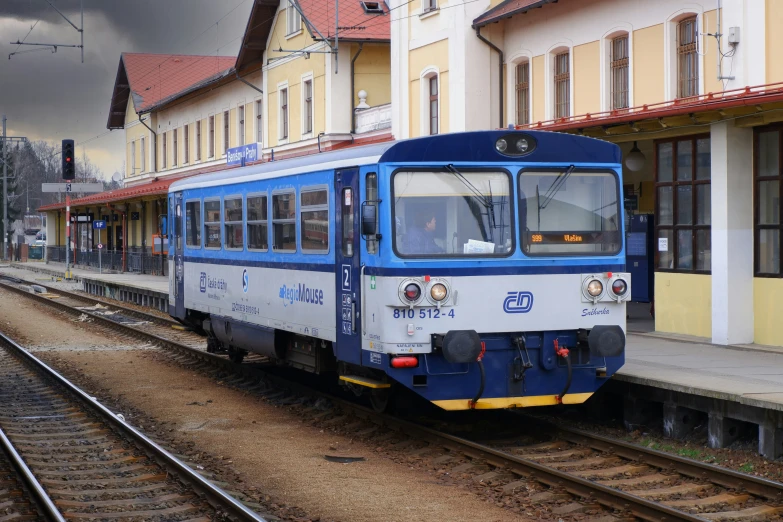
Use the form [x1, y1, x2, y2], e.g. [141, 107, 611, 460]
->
[3, 277, 783, 521]
[0, 327, 266, 520]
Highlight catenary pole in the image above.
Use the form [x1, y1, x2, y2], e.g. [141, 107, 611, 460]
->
[2, 115, 7, 261]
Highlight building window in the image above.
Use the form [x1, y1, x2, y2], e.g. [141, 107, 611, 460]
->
[223, 110, 229, 154]
[655, 135, 711, 272]
[173, 128, 178, 166]
[209, 116, 215, 158]
[429, 76, 438, 135]
[162, 132, 167, 169]
[301, 187, 328, 253]
[422, 0, 437, 12]
[204, 199, 221, 249]
[280, 88, 289, 140]
[131, 141, 136, 175]
[224, 197, 243, 250]
[286, 1, 301, 35]
[256, 100, 263, 143]
[755, 128, 783, 276]
[140, 137, 145, 173]
[677, 16, 698, 98]
[184, 125, 190, 164]
[554, 52, 570, 119]
[196, 120, 202, 161]
[247, 194, 268, 251]
[272, 191, 296, 252]
[303, 80, 313, 135]
[515, 62, 529, 125]
[238, 105, 245, 147]
[610, 35, 629, 110]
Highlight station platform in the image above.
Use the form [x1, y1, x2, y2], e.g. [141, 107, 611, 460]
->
[4, 260, 783, 456]
[3, 261, 168, 312]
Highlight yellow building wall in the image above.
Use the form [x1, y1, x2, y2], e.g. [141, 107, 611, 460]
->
[124, 98, 150, 178]
[573, 41, 600, 115]
[703, 9, 721, 95]
[408, 39, 449, 137]
[654, 272, 711, 338]
[229, 108, 237, 149]
[217, 112, 226, 156]
[754, 278, 783, 346]
[244, 104, 254, 145]
[633, 24, 664, 107]
[353, 44, 392, 107]
[767, 0, 783, 84]
[265, 9, 328, 147]
[532, 55, 544, 123]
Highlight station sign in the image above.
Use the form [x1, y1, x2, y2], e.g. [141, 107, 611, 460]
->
[93, 220, 107, 229]
[226, 143, 261, 166]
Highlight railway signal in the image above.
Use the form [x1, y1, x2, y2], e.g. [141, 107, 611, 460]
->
[62, 140, 75, 180]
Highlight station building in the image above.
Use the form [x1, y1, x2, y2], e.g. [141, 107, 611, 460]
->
[389, 0, 783, 347]
[40, 0, 392, 274]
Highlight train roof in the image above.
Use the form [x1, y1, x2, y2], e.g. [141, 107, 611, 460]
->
[170, 130, 620, 192]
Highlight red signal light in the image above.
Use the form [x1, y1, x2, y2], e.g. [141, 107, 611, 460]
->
[65, 157, 71, 162]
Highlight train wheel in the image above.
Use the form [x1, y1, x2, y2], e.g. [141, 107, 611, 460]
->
[228, 347, 245, 364]
[370, 388, 392, 413]
[206, 337, 219, 353]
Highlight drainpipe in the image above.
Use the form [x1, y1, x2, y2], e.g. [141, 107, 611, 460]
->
[475, 27, 504, 128]
[138, 115, 157, 173]
[350, 43, 364, 133]
[236, 69, 264, 95]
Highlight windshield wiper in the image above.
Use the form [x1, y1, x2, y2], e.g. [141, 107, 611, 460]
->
[445, 164, 496, 232]
[539, 165, 575, 210]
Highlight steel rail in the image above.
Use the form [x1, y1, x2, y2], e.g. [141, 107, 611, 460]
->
[0, 274, 179, 327]
[1, 279, 759, 522]
[0, 327, 267, 522]
[0, 425, 65, 522]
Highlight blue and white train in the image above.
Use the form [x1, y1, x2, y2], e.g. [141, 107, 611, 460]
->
[168, 130, 630, 411]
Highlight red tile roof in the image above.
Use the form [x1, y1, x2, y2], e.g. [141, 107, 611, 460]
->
[107, 53, 236, 128]
[124, 53, 237, 113]
[297, 0, 390, 42]
[473, 0, 559, 28]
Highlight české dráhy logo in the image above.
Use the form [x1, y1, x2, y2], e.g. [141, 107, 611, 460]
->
[503, 291, 534, 314]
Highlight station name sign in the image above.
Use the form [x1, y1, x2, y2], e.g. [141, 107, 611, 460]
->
[226, 143, 262, 166]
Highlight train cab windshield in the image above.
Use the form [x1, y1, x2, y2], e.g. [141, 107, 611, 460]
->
[519, 169, 621, 256]
[393, 169, 513, 257]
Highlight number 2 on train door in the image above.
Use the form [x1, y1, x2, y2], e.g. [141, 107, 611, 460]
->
[342, 264, 351, 291]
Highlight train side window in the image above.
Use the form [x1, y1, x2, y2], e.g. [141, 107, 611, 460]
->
[342, 188, 355, 257]
[301, 186, 329, 253]
[185, 200, 201, 248]
[365, 172, 378, 254]
[247, 194, 268, 251]
[224, 196, 244, 250]
[272, 191, 296, 253]
[204, 199, 221, 249]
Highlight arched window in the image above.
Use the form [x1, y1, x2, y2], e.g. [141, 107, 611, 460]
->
[553, 51, 570, 119]
[610, 34, 629, 109]
[515, 61, 530, 125]
[420, 68, 439, 136]
[677, 16, 699, 98]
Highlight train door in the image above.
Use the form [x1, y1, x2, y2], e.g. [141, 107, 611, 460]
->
[172, 193, 185, 319]
[334, 168, 362, 365]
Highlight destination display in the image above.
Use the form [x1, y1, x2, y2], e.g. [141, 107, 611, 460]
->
[526, 231, 619, 244]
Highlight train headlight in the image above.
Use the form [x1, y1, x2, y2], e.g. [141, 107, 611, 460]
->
[516, 138, 529, 153]
[404, 283, 421, 302]
[611, 279, 628, 296]
[495, 138, 508, 153]
[586, 279, 603, 297]
[430, 283, 447, 302]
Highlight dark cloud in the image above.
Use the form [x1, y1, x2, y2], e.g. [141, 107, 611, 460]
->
[0, 0, 253, 177]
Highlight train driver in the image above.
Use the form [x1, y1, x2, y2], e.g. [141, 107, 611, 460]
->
[404, 210, 444, 254]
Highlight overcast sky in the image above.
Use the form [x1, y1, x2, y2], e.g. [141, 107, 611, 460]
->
[0, 0, 253, 179]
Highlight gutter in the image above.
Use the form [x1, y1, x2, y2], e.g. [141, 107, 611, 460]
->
[350, 43, 364, 133]
[475, 27, 504, 128]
